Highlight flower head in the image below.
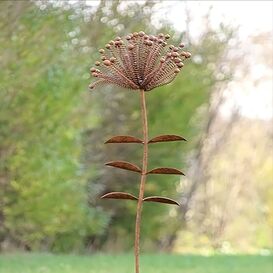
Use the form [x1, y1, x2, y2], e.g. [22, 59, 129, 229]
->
[89, 31, 191, 92]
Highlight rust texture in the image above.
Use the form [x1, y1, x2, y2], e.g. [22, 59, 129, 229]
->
[105, 161, 142, 173]
[148, 134, 187, 143]
[89, 31, 191, 273]
[143, 196, 180, 206]
[101, 192, 138, 201]
[89, 32, 191, 92]
[147, 167, 185, 175]
[105, 135, 143, 144]
[134, 89, 149, 273]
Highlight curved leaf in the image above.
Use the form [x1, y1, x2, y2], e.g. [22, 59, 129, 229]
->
[148, 134, 186, 144]
[105, 135, 143, 144]
[101, 192, 138, 201]
[143, 196, 180, 206]
[105, 161, 142, 173]
[147, 167, 184, 175]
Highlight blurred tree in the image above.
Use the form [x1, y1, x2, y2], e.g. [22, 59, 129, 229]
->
[0, 0, 163, 252]
[174, 32, 273, 253]
[0, 0, 236, 252]
[174, 119, 272, 253]
[0, 0, 109, 252]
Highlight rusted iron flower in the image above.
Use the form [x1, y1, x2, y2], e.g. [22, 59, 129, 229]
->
[89, 31, 191, 273]
[89, 31, 191, 91]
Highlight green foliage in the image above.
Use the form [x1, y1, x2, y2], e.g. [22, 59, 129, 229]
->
[0, 1, 107, 251]
[0, 0, 234, 252]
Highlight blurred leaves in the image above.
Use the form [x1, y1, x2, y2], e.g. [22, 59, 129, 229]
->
[0, 0, 238, 252]
[0, 0, 105, 252]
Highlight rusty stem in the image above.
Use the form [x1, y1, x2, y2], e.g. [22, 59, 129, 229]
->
[134, 89, 148, 273]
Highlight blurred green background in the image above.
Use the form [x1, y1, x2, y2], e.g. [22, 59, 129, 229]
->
[0, 1, 272, 272]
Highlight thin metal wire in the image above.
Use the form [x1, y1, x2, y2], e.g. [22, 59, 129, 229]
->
[89, 32, 191, 92]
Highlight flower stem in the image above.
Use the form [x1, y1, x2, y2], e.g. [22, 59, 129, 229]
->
[134, 89, 148, 273]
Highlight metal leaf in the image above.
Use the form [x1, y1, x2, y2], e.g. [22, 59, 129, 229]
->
[105, 135, 143, 144]
[148, 134, 186, 144]
[143, 196, 180, 206]
[101, 192, 138, 201]
[105, 161, 142, 173]
[147, 167, 185, 175]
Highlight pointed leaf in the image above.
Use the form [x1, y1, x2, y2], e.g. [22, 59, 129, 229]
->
[105, 161, 142, 173]
[143, 196, 180, 206]
[105, 135, 143, 144]
[147, 167, 184, 175]
[148, 134, 187, 144]
[101, 192, 138, 201]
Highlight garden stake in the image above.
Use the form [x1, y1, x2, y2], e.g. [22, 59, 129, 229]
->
[89, 31, 191, 273]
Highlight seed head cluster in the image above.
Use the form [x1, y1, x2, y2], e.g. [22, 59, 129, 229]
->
[89, 31, 191, 91]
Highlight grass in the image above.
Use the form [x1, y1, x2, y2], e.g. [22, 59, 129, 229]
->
[0, 253, 272, 273]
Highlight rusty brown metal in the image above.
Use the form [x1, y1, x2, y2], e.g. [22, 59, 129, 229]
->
[105, 135, 143, 144]
[146, 167, 185, 175]
[89, 32, 191, 273]
[143, 196, 180, 206]
[105, 161, 142, 173]
[148, 134, 186, 144]
[89, 32, 191, 92]
[101, 192, 138, 201]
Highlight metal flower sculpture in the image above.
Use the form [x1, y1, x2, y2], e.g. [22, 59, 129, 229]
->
[89, 31, 191, 273]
